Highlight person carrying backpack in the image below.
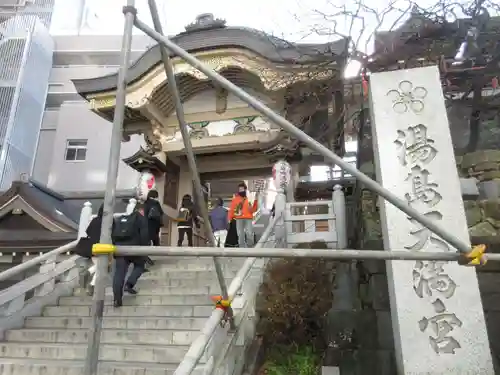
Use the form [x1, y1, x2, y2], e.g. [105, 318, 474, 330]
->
[209, 197, 228, 247]
[74, 204, 106, 296]
[144, 189, 164, 246]
[176, 194, 199, 247]
[228, 182, 258, 248]
[112, 203, 150, 308]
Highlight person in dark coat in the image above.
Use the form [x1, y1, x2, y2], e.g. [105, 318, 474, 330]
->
[112, 203, 150, 307]
[143, 190, 164, 268]
[177, 194, 199, 247]
[85, 204, 104, 243]
[224, 219, 239, 247]
[144, 190, 164, 246]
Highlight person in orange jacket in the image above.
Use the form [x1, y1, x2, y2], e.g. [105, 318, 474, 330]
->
[228, 182, 258, 248]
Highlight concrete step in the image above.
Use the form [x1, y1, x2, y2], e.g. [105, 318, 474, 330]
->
[24, 316, 207, 330]
[0, 342, 200, 364]
[42, 304, 214, 317]
[59, 294, 214, 306]
[135, 277, 233, 288]
[94, 285, 213, 296]
[0, 358, 206, 375]
[151, 256, 246, 265]
[99, 285, 231, 297]
[5, 328, 199, 346]
[145, 262, 244, 273]
[140, 269, 238, 279]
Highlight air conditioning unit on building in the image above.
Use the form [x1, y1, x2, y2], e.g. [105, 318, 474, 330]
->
[0, 0, 26, 7]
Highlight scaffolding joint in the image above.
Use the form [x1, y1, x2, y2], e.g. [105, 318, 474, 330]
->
[458, 244, 487, 267]
[122, 6, 138, 16]
[92, 243, 117, 255]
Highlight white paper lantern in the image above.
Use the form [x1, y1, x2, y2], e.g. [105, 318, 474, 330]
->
[272, 160, 291, 192]
[136, 170, 156, 201]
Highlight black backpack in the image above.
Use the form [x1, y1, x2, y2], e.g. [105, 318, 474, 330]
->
[74, 237, 93, 258]
[148, 205, 162, 221]
[112, 213, 138, 242]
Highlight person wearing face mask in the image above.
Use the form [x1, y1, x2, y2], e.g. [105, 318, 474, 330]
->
[144, 189, 164, 246]
[228, 182, 258, 248]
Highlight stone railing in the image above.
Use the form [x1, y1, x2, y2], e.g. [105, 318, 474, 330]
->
[187, 185, 348, 375]
[204, 231, 280, 375]
[0, 241, 88, 339]
[0, 197, 135, 325]
[285, 185, 348, 249]
[192, 209, 282, 375]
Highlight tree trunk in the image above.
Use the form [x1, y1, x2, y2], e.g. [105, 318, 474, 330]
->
[466, 84, 483, 153]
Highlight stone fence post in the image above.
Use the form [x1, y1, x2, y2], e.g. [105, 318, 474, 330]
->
[274, 191, 287, 248]
[126, 198, 137, 214]
[332, 185, 347, 249]
[78, 201, 93, 238]
[272, 160, 291, 248]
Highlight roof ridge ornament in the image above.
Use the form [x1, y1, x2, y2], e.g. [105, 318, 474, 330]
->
[184, 13, 226, 33]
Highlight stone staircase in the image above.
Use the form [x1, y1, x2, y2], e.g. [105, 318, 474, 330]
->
[0, 188, 345, 375]
[0, 256, 245, 375]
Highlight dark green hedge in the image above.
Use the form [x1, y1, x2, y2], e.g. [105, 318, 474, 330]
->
[256, 240, 336, 349]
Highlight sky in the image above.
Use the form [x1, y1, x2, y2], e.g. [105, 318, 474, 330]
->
[50, 0, 319, 39]
[50, 0, 409, 182]
[50, 0, 418, 48]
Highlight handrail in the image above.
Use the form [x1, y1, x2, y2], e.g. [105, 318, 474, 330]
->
[0, 255, 80, 308]
[173, 214, 279, 375]
[0, 240, 78, 283]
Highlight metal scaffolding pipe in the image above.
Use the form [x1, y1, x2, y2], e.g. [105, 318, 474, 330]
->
[115, 245, 500, 262]
[133, 18, 472, 255]
[145, 0, 234, 330]
[83, 2, 136, 375]
[173, 216, 278, 375]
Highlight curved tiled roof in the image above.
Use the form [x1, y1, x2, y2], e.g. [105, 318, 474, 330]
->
[73, 20, 349, 96]
[0, 181, 79, 231]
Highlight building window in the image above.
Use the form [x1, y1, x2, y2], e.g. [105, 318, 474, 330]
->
[65, 139, 87, 161]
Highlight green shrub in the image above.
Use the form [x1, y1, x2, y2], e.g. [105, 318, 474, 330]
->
[256, 240, 335, 349]
[262, 345, 319, 375]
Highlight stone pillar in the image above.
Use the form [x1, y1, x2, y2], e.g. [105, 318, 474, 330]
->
[78, 201, 93, 238]
[332, 185, 347, 249]
[154, 152, 167, 203]
[286, 163, 299, 202]
[126, 198, 137, 214]
[369, 66, 493, 374]
[272, 160, 291, 248]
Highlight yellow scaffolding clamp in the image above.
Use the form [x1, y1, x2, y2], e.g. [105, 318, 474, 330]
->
[211, 295, 232, 327]
[458, 244, 487, 267]
[92, 243, 117, 255]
